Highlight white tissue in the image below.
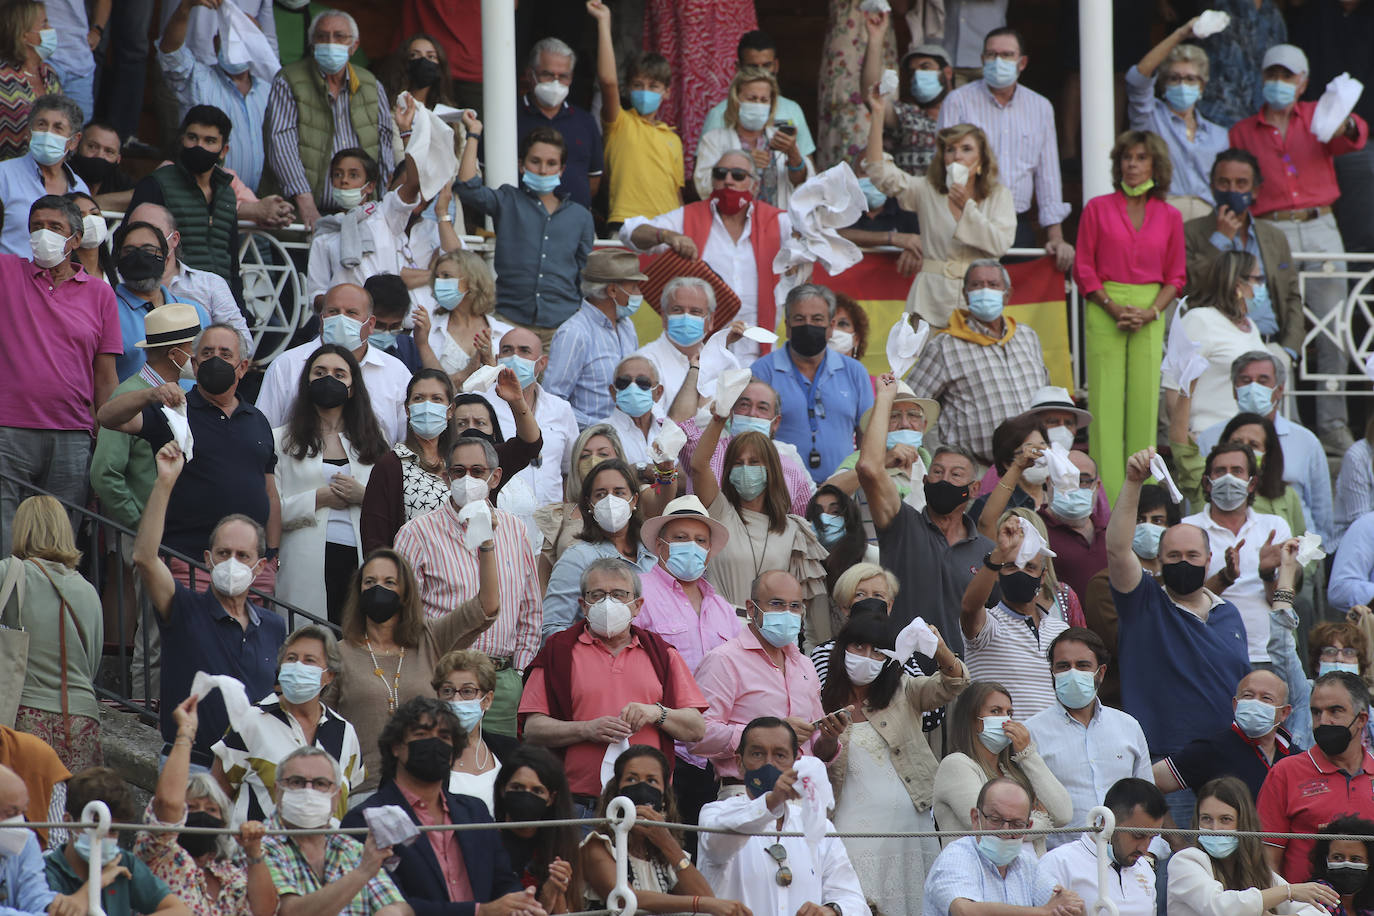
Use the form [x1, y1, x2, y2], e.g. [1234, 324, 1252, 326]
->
[189, 672, 261, 745]
[793, 756, 835, 850]
[1296, 532, 1326, 566]
[946, 161, 970, 188]
[1312, 73, 1364, 143]
[364, 806, 420, 848]
[903, 453, 928, 511]
[600, 738, 631, 789]
[1161, 304, 1209, 393]
[433, 104, 472, 124]
[1193, 10, 1230, 38]
[162, 405, 194, 462]
[649, 418, 687, 465]
[742, 326, 778, 344]
[1014, 517, 1056, 569]
[878, 68, 899, 99]
[714, 368, 754, 419]
[883, 616, 938, 662]
[1044, 443, 1079, 494]
[859, 0, 891, 13]
[886, 316, 929, 379]
[461, 364, 502, 393]
[1150, 453, 1184, 504]
[457, 500, 494, 550]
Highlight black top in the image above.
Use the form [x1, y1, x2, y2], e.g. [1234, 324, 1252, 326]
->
[1165, 723, 1293, 802]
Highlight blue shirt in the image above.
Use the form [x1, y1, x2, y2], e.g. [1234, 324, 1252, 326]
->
[1112, 573, 1251, 757]
[1330, 512, 1374, 612]
[113, 285, 211, 382]
[541, 539, 659, 641]
[1197, 0, 1288, 128]
[0, 155, 87, 256]
[157, 581, 286, 752]
[1124, 65, 1231, 199]
[0, 832, 55, 916]
[542, 299, 639, 427]
[515, 96, 604, 209]
[1203, 227, 1280, 337]
[923, 836, 1053, 916]
[701, 95, 817, 157]
[750, 345, 874, 482]
[158, 45, 271, 190]
[456, 177, 594, 328]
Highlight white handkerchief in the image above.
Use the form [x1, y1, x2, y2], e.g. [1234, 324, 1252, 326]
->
[903, 454, 928, 511]
[1161, 308, 1209, 392]
[714, 368, 754, 418]
[600, 738, 631, 789]
[878, 68, 899, 98]
[946, 161, 970, 188]
[649, 418, 687, 464]
[859, 0, 891, 12]
[462, 364, 502, 393]
[458, 501, 494, 550]
[793, 756, 835, 850]
[1296, 532, 1327, 566]
[162, 405, 194, 463]
[189, 672, 259, 744]
[1044, 443, 1079, 493]
[1312, 73, 1365, 142]
[400, 92, 460, 201]
[742, 326, 778, 344]
[883, 616, 938, 662]
[1014, 517, 1056, 569]
[216, 0, 278, 85]
[364, 806, 420, 848]
[1193, 10, 1230, 37]
[886, 317, 929, 379]
[1150, 453, 1184, 504]
[433, 104, 469, 123]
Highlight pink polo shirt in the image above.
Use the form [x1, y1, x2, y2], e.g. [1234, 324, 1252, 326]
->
[635, 565, 742, 674]
[689, 629, 824, 779]
[1073, 191, 1186, 296]
[397, 783, 475, 903]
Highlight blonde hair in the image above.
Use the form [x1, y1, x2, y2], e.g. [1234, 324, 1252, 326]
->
[431, 649, 497, 693]
[724, 65, 778, 130]
[431, 250, 495, 316]
[832, 562, 900, 609]
[1163, 43, 1210, 84]
[926, 123, 999, 199]
[11, 495, 80, 568]
[0, 1, 42, 68]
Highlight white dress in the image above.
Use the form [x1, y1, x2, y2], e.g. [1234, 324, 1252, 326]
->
[831, 720, 934, 916]
[447, 755, 502, 816]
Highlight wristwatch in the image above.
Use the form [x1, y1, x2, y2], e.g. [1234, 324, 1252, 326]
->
[982, 552, 1006, 571]
[824, 904, 842, 916]
[677, 853, 692, 870]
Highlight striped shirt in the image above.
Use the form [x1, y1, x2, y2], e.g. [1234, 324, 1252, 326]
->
[965, 603, 1068, 719]
[393, 500, 542, 670]
[542, 300, 639, 428]
[264, 65, 396, 210]
[158, 46, 272, 191]
[938, 80, 1071, 227]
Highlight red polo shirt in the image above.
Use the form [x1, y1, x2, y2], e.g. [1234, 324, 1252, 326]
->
[1228, 102, 1367, 214]
[1256, 744, 1374, 881]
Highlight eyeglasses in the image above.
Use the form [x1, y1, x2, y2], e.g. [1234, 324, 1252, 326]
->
[712, 167, 752, 182]
[280, 775, 336, 792]
[585, 589, 634, 603]
[613, 375, 654, 391]
[1322, 646, 1360, 661]
[981, 50, 1019, 61]
[1246, 274, 1265, 283]
[120, 244, 163, 258]
[758, 598, 805, 614]
[765, 842, 792, 886]
[438, 685, 485, 700]
[978, 809, 1030, 831]
[447, 465, 491, 478]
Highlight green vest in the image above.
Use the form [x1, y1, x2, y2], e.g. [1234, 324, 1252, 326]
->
[150, 163, 237, 281]
[272, 60, 382, 204]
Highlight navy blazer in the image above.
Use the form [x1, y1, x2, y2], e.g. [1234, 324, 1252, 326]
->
[341, 780, 525, 916]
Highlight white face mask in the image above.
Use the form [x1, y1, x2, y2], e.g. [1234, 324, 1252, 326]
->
[278, 787, 333, 828]
[0, 815, 29, 857]
[592, 494, 633, 532]
[333, 185, 367, 209]
[827, 329, 855, 355]
[80, 215, 108, 250]
[586, 597, 634, 638]
[177, 350, 197, 382]
[29, 228, 70, 268]
[449, 474, 490, 508]
[533, 79, 570, 108]
[210, 557, 257, 597]
[844, 651, 886, 686]
[1045, 425, 1075, 451]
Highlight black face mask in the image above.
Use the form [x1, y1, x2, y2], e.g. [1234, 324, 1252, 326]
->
[1325, 862, 1369, 896]
[360, 585, 400, 624]
[407, 57, 441, 88]
[1161, 560, 1206, 595]
[308, 375, 349, 409]
[70, 153, 115, 185]
[924, 479, 971, 516]
[402, 736, 453, 783]
[743, 763, 783, 799]
[619, 780, 664, 811]
[196, 356, 237, 395]
[503, 789, 550, 822]
[117, 248, 166, 283]
[849, 597, 888, 618]
[1314, 722, 1355, 758]
[789, 324, 828, 357]
[999, 569, 1042, 605]
[180, 143, 221, 175]
[178, 811, 223, 859]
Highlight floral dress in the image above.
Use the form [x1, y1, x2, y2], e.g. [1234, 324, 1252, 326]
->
[135, 801, 251, 916]
[817, 0, 896, 170]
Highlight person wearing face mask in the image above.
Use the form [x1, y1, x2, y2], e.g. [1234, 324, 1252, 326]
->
[342, 698, 537, 916]
[837, 160, 926, 276]
[1023, 451, 1108, 600]
[637, 277, 743, 416]
[384, 35, 468, 169]
[1025, 629, 1153, 850]
[596, 356, 668, 467]
[803, 487, 873, 607]
[110, 222, 211, 383]
[68, 121, 134, 211]
[67, 190, 117, 284]
[432, 650, 521, 814]
[44, 767, 190, 916]
[975, 387, 1102, 506]
[1108, 448, 1251, 771]
[821, 610, 968, 915]
[826, 382, 937, 523]
[860, 12, 951, 177]
[422, 251, 514, 388]
[521, 560, 707, 816]
[0, 2, 61, 162]
[0, 98, 89, 259]
[263, 10, 394, 231]
[515, 37, 603, 211]
[457, 116, 594, 344]
[0, 762, 75, 916]
[1309, 818, 1374, 916]
[493, 747, 583, 913]
[809, 564, 913, 685]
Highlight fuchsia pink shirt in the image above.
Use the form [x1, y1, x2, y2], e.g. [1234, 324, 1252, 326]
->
[1229, 102, 1367, 214]
[635, 565, 742, 674]
[1072, 192, 1187, 295]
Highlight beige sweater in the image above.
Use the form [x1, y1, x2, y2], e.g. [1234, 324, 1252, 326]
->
[932, 747, 1074, 856]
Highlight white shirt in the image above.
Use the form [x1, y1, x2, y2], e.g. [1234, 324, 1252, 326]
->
[1181, 507, 1291, 663]
[602, 408, 666, 468]
[1161, 306, 1263, 433]
[1025, 702, 1154, 849]
[305, 191, 415, 304]
[167, 260, 252, 358]
[427, 311, 515, 378]
[488, 384, 579, 507]
[633, 329, 740, 410]
[965, 604, 1069, 719]
[1166, 846, 1325, 916]
[698, 794, 871, 916]
[257, 337, 411, 444]
[1037, 834, 1156, 916]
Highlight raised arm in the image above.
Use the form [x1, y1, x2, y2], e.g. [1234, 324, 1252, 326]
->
[134, 443, 185, 621]
[1137, 17, 1198, 78]
[962, 516, 1020, 640]
[977, 441, 1042, 541]
[457, 111, 483, 183]
[859, 12, 898, 129]
[153, 696, 198, 823]
[587, 1, 621, 125]
[856, 373, 902, 532]
[494, 367, 541, 444]
[1106, 449, 1152, 593]
[689, 414, 727, 508]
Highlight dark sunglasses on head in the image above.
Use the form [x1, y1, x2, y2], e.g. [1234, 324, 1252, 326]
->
[613, 375, 654, 391]
[712, 167, 752, 182]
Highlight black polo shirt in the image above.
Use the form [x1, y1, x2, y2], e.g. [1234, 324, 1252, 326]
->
[1165, 722, 1293, 801]
[138, 387, 276, 557]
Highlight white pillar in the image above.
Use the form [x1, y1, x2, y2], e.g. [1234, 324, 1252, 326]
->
[1078, 0, 1115, 201]
[481, 0, 518, 190]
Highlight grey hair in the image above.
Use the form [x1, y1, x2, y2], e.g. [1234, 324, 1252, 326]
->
[30, 94, 83, 134]
[579, 556, 642, 598]
[932, 444, 977, 470]
[193, 322, 245, 360]
[30, 194, 83, 240]
[186, 773, 237, 858]
[580, 279, 611, 300]
[277, 745, 342, 786]
[963, 258, 1011, 291]
[208, 513, 266, 559]
[1313, 670, 1371, 716]
[714, 149, 758, 177]
[662, 276, 717, 315]
[783, 283, 836, 320]
[449, 434, 500, 473]
[280, 624, 343, 674]
[1163, 43, 1210, 84]
[1230, 350, 1286, 388]
[614, 354, 659, 384]
[308, 9, 358, 43]
[527, 37, 576, 72]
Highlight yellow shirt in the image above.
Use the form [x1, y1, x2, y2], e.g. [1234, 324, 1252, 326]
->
[604, 108, 684, 223]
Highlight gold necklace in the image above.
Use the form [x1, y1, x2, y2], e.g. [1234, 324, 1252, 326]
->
[365, 639, 405, 712]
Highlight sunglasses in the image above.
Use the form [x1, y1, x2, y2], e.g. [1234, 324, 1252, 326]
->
[712, 167, 752, 182]
[765, 843, 792, 886]
[613, 375, 654, 391]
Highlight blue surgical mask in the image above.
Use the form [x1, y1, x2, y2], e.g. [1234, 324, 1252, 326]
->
[1263, 79, 1298, 108]
[28, 130, 68, 167]
[729, 464, 768, 500]
[1235, 381, 1275, 415]
[666, 313, 706, 347]
[856, 177, 887, 211]
[522, 171, 561, 194]
[630, 89, 663, 116]
[911, 69, 943, 103]
[34, 28, 56, 60]
[1050, 487, 1094, 521]
[1054, 669, 1098, 710]
[615, 383, 655, 418]
[322, 313, 365, 350]
[663, 541, 708, 581]
[1234, 698, 1278, 738]
[816, 512, 845, 544]
[886, 428, 924, 451]
[1199, 834, 1239, 859]
[449, 698, 485, 732]
[218, 48, 252, 75]
[73, 834, 121, 866]
[966, 288, 1005, 322]
[313, 42, 351, 75]
[756, 609, 801, 648]
[369, 330, 399, 350]
[616, 291, 643, 321]
[977, 834, 1023, 867]
[982, 57, 1019, 90]
[277, 661, 324, 704]
[1163, 83, 1200, 111]
[409, 401, 448, 440]
[729, 415, 772, 437]
[1320, 661, 1361, 677]
[1132, 522, 1165, 560]
[1250, 282, 1271, 311]
[978, 716, 1012, 753]
[500, 355, 538, 389]
[433, 278, 464, 309]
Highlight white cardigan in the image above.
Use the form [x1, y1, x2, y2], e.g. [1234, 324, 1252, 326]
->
[273, 426, 374, 619]
[1165, 846, 1325, 916]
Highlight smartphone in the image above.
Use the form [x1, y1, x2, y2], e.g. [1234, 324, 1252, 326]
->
[777, 121, 797, 136]
[813, 708, 851, 729]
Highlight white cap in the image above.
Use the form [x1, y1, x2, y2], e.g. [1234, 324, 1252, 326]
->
[1261, 44, 1308, 76]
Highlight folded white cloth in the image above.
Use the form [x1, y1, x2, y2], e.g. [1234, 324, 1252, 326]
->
[793, 756, 835, 850]
[883, 616, 938, 662]
[1014, 517, 1056, 568]
[903, 453, 928, 511]
[1150, 453, 1184, 504]
[878, 68, 899, 98]
[1312, 73, 1364, 142]
[649, 418, 687, 464]
[1193, 10, 1230, 38]
[315, 205, 378, 269]
[400, 92, 460, 201]
[162, 405, 195, 463]
[600, 738, 632, 789]
[714, 368, 754, 418]
[888, 317, 929, 379]
[190, 672, 259, 744]
[773, 163, 866, 286]
[860, 0, 892, 13]
[1161, 302, 1209, 392]
[1044, 443, 1078, 494]
[458, 501, 494, 550]
[462, 364, 502, 392]
[1296, 532, 1327, 566]
[742, 326, 778, 345]
[217, 0, 279, 84]
[364, 806, 420, 848]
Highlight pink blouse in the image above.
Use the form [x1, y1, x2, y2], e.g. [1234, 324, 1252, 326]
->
[1072, 191, 1186, 295]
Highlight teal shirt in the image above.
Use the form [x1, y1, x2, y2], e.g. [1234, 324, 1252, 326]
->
[701, 94, 816, 157]
[44, 847, 171, 916]
[89, 374, 156, 530]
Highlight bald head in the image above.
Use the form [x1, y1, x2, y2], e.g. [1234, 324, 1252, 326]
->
[499, 326, 543, 359]
[0, 764, 27, 814]
[1238, 669, 1289, 705]
[324, 283, 373, 317]
[127, 203, 177, 237]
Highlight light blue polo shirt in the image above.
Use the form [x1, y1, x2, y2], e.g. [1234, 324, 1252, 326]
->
[750, 344, 873, 482]
[0, 154, 87, 256]
[113, 284, 211, 382]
